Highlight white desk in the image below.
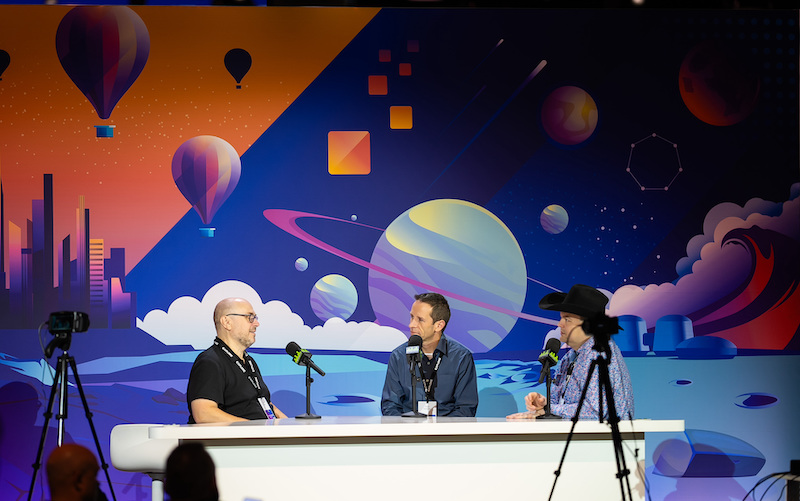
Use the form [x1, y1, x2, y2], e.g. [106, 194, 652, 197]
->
[111, 417, 684, 501]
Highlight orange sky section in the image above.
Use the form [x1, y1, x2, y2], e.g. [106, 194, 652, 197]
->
[0, 5, 378, 275]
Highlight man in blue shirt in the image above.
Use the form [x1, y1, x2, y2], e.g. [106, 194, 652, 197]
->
[507, 284, 634, 421]
[381, 293, 478, 417]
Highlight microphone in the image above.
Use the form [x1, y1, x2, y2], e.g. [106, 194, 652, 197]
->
[402, 334, 425, 418]
[537, 337, 562, 384]
[286, 341, 326, 376]
[406, 335, 422, 364]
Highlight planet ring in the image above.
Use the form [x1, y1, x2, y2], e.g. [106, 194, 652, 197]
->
[263, 208, 558, 326]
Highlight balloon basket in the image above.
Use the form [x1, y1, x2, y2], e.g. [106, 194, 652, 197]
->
[94, 125, 116, 138]
[199, 227, 216, 238]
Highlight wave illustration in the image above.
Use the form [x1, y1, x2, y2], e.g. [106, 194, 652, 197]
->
[691, 225, 800, 349]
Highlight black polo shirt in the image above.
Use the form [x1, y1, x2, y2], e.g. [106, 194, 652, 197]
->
[186, 338, 272, 423]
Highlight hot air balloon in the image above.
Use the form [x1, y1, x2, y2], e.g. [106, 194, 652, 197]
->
[55, 6, 150, 136]
[0, 50, 10, 81]
[172, 136, 242, 230]
[224, 48, 251, 89]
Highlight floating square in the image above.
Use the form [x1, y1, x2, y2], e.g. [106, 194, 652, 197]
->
[390, 106, 413, 130]
[399, 63, 412, 76]
[328, 131, 371, 175]
[95, 125, 116, 138]
[407, 40, 419, 53]
[368, 75, 388, 95]
[378, 49, 391, 62]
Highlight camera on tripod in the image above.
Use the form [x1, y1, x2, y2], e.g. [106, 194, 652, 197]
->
[45, 311, 89, 358]
[48, 311, 90, 335]
[30, 310, 115, 501]
[583, 312, 620, 337]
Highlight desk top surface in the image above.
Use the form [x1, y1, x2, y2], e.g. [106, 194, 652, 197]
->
[147, 416, 684, 440]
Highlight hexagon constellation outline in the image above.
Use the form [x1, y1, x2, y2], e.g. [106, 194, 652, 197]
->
[626, 133, 684, 191]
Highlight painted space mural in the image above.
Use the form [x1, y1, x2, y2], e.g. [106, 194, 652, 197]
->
[0, 5, 798, 500]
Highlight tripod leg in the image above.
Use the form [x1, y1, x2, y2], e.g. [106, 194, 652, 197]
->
[67, 356, 118, 501]
[597, 355, 633, 501]
[27, 355, 64, 501]
[56, 354, 69, 446]
[547, 359, 598, 501]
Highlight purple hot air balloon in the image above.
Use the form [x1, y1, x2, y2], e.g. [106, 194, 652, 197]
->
[172, 136, 242, 225]
[56, 6, 150, 120]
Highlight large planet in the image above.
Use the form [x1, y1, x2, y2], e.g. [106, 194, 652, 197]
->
[263, 205, 556, 352]
[367, 199, 528, 353]
[540, 86, 598, 146]
[678, 40, 759, 126]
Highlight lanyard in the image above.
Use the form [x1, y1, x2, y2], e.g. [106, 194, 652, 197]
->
[553, 350, 578, 390]
[213, 338, 272, 417]
[421, 355, 442, 401]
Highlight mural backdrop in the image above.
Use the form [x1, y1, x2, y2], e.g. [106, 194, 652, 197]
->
[0, 5, 798, 501]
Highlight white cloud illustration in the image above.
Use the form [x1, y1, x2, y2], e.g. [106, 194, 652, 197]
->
[137, 280, 407, 352]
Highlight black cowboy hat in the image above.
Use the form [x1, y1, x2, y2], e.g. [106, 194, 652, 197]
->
[539, 284, 609, 318]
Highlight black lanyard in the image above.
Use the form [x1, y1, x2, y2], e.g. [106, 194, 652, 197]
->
[213, 338, 271, 415]
[421, 354, 442, 401]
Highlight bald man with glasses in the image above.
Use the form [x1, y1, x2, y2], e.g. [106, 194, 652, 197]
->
[187, 297, 287, 423]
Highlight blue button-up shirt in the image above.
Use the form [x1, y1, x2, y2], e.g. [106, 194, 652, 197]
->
[381, 333, 478, 417]
[551, 336, 634, 420]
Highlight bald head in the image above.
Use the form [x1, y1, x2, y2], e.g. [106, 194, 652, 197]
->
[46, 444, 100, 501]
[213, 297, 252, 332]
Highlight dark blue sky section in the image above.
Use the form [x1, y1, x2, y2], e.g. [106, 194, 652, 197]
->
[127, 9, 798, 354]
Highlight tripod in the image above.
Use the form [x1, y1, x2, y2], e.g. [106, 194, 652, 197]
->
[547, 333, 632, 501]
[28, 343, 117, 501]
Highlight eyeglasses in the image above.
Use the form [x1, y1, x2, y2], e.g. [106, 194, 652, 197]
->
[227, 313, 258, 323]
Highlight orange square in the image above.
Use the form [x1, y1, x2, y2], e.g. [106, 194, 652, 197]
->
[378, 49, 391, 62]
[399, 63, 411, 76]
[390, 106, 413, 130]
[328, 131, 371, 175]
[407, 40, 419, 53]
[368, 75, 388, 95]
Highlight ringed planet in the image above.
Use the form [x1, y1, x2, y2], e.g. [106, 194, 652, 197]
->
[263, 207, 558, 328]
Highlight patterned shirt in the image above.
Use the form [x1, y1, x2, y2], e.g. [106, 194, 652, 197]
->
[550, 337, 634, 420]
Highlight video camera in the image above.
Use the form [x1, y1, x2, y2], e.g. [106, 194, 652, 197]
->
[583, 312, 620, 338]
[48, 311, 90, 335]
[45, 312, 90, 358]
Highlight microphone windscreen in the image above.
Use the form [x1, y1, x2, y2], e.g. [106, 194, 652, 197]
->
[545, 337, 561, 353]
[286, 341, 301, 356]
[408, 334, 423, 347]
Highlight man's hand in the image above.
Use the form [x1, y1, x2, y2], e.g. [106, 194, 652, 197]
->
[506, 409, 545, 419]
[506, 392, 548, 419]
[525, 392, 547, 412]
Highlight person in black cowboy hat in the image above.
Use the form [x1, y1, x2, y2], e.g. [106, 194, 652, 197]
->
[507, 284, 634, 420]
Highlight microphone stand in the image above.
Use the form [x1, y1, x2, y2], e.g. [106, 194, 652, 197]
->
[295, 364, 320, 419]
[547, 332, 632, 501]
[402, 355, 426, 418]
[537, 365, 561, 420]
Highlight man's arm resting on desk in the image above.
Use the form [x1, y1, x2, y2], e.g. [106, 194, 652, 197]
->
[191, 398, 248, 423]
[191, 398, 288, 422]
